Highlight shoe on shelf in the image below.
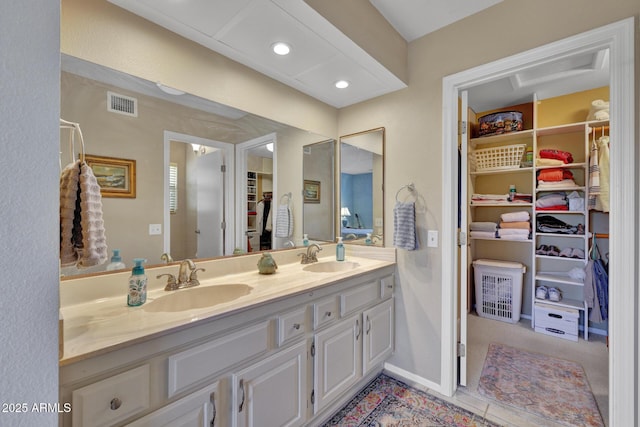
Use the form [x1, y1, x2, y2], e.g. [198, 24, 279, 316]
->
[547, 245, 560, 256]
[536, 286, 548, 300]
[559, 247, 573, 257]
[548, 287, 562, 302]
[571, 248, 585, 259]
[536, 244, 549, 255]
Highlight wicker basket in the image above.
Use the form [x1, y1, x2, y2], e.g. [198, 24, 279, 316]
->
[471, 144, 526, 171]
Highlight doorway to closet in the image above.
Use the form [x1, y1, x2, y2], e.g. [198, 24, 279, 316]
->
[441, 18, 635, 427]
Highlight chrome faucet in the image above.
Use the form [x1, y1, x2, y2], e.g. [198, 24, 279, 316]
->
[299, 244, 322, 264]
[157, 259, 205, 291]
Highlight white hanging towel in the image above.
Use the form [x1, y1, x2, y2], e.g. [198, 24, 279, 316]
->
[274, 203, 293, 238]
[393, 201, 417, 250]
[60, 160, 108, 267]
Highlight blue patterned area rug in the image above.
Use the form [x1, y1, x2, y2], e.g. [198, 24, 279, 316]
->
[323, 374, 501, 427]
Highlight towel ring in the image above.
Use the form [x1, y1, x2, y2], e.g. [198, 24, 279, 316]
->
[395, 183, 416, 202]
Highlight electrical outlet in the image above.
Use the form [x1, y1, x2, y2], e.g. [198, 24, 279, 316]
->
[427, 230, 438, 247]
[375, 218, 383, 227]
[149, 224, 162, 235]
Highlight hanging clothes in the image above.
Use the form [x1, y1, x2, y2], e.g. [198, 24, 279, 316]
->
[594, 136, 610, 212]
[584, 241, 609, 322]
[256, 198, 272, 250]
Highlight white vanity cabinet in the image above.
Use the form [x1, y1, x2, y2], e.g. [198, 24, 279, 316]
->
[313, 276, 395, 415]
[60, 264, 395, 427]
[231, 340, 308, 427]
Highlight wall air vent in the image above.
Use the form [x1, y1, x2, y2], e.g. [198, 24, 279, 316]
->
[107, 91, 138, 117]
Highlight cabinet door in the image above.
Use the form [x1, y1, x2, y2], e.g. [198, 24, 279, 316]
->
[232, 341, 308, 427]
[126, 382, 219, 427]
[363, 299, 394, 375]
[313, 315, 360, 414]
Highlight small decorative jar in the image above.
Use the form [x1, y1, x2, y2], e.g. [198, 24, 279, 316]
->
[257, 252, 278, 275]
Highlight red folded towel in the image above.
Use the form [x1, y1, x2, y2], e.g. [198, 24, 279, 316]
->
[539, 149, 573, 164]
[537, 168, 574, 182]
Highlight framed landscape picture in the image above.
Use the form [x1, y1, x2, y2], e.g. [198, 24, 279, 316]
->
[303, 180, 320, 203]
[84, 155, 136, 198]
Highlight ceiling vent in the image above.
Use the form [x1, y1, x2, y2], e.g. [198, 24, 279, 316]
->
[107, 91, 138, 117]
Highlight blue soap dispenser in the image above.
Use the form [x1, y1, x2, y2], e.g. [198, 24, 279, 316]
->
[303, 234, 309, 247]
[336, 237, 345, 262]
[127, 258, 147, 307]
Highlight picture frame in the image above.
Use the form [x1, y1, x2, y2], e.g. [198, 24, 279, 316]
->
[84, 154, 136, 198]
[303, 179, 321, 203]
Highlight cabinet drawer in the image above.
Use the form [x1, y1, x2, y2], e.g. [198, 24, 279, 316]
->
[340, 282, 379, 316]
[167, 321, 271, 397]
[314, 296, 338, 329]
[278, 306, 307, 346]
[380, 275, 394, 300]
[72, 364, 150, 427]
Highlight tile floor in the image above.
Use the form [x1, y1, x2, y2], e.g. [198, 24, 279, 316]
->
[412, 314, 609, 427]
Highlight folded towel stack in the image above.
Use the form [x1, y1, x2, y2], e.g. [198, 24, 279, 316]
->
[393, 202, 417, 250]
[469, 221, 497, 239]
[586, 99, 609, 121]
[536, 192, 568, 211]
[470, 193, 509, 205]
[498, 211, 530, 240]
[539, 149, 573, 164]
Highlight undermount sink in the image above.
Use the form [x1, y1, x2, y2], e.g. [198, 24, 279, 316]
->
[144, 284, 252, 313]
[303, 261, 360, 273]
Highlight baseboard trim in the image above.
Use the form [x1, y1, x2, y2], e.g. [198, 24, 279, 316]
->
[383, 363, 443, 395]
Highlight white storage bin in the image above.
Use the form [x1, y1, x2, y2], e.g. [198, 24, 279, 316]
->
[473, 259, 526, 324]
[534, 302, 579, 341]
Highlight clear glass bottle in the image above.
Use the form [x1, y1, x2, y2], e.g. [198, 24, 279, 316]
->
[106, 249, 126, 271]
[127, 258, 147, 307]
[336, 237, 345, 261]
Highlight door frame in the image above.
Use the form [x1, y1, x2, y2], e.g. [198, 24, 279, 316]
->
[235, 133, 277, 252]
[441, 17, 635, 426]
[163, 130, 236, 257]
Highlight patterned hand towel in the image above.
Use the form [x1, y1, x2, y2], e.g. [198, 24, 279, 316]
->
[393, 201, 417, 250]
[60, 160, 81, 266]
[274, 204, 293, 238]
[78, 162, 108, 267]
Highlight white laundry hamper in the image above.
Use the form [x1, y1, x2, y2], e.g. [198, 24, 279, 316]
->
[473, 259, 526, 324]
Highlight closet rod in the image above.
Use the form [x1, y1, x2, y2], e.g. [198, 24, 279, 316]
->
[588, 125, 609, 132]
[594, 233, 609, 239]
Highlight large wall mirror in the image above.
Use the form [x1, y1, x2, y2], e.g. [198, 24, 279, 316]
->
[60, 54, 333, 276]
[302, 140, 336, 243]
[339, 128, 385, 246]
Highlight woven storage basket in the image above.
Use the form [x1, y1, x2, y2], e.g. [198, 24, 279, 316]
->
[471, 144, 526, 171]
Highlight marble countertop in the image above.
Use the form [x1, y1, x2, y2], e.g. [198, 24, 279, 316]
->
[60, 248, 395, 366]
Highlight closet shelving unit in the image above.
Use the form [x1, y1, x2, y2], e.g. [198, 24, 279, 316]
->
[467, 91, 609, 341]
[247, 171, 258, 233]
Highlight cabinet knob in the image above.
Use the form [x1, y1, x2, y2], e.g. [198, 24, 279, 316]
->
[292, 323, 301, 330]
[110, 397, 122, 411]
[325, 311, 332, 317]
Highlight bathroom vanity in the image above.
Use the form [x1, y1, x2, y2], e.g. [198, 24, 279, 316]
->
[59, 246, 396, 426]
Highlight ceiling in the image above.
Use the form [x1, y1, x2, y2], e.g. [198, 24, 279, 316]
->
[106, 0, 608, 111]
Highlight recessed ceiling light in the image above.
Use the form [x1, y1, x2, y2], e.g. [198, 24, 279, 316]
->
[272, 42, 291, 56]
[335, 80, 350, 89]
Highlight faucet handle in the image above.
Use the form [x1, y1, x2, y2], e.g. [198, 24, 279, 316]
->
[298, 253, 309, 264]
[157, 273, 178, 291]
[189, 267, 205, 286]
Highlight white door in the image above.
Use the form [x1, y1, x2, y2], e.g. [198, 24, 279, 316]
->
[313, 315, 360, 413]
[458, 90, 469, 387]
[232, 341, 307, 427]
[362, 299, 394, 374]
[195, 149, 224, 258]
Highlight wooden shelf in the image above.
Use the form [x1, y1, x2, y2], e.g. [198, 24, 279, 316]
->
[470, 129, 534, 148]
[470, 167, 532, 176]
[535, 273, 584, 286]
[533, 298, 586, 312]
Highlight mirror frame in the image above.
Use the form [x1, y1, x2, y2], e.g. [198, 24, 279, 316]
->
[338, 127, 385, 246]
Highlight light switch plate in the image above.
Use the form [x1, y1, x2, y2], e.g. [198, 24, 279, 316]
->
[427, 230, 438, 247]
[149, 224, 162, 235]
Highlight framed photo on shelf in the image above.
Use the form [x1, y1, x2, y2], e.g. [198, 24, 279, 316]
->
[303, 180, 321, 203]
[84, 154, 136, 198]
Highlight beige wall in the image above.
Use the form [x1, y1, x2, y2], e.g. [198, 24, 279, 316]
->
[338, 0, 639, 384]
[61, 0, 338, 139]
